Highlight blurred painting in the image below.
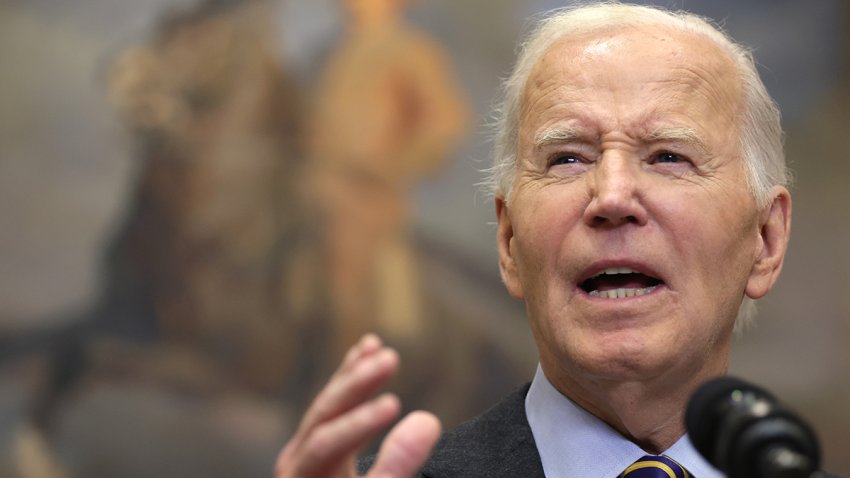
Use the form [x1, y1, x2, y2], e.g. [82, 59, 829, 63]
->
[0, 0, 847, 476]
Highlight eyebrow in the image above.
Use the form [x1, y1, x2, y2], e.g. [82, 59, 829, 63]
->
[533, 126, 585, 151]
[533, 125, 711, 155]
[646, 127, 711, 156]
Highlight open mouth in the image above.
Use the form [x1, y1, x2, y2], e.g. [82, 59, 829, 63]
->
[579, 267, 664, 299]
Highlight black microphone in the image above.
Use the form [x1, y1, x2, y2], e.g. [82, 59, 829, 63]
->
[685, 376, 821, 478]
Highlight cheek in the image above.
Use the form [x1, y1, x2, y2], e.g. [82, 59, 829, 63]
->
[700, 209, 758, 279]
[513, 192, 581, 285]
[663, 196, 759, 317]
[657, 184, 757, 265]
[512, 226, 555, 301]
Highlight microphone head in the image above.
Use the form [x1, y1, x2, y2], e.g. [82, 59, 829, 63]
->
[685, 376, 773, 460]
[686, 376, 820, 478]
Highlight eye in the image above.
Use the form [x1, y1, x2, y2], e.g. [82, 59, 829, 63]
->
[550, 154, 581, 166]
[652, 151, 685, 164]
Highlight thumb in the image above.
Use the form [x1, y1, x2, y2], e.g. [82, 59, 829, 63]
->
[367, 411, 441, 478]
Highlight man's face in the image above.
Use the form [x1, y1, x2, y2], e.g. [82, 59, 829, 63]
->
[497, 27, 789, 389]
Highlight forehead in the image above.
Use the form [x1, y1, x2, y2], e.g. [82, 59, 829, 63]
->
[520, 26, 743, 138]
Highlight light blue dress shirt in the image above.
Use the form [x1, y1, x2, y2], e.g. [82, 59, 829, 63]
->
[525, 365, 724, 477]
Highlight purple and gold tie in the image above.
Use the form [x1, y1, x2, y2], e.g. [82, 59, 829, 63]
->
[619, 455, 693, 478]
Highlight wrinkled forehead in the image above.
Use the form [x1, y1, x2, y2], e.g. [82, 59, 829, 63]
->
[520, 25, 745, 127]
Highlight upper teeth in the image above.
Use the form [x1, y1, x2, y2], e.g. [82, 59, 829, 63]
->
[589, 286, 657, 299]
[588, 267, 657, 299]
[600, 267, 636, 276]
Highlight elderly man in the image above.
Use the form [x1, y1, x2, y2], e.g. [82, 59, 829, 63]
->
[276, 3, 793, 477]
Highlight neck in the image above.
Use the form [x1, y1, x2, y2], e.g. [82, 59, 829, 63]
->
[541, 358, 728, 453]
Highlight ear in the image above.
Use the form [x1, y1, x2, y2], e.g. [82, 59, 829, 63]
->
[745, 187, 792, 299]
[496, 196, 525, 299]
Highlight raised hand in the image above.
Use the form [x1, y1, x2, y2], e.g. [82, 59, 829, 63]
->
[275, 334, 441, 478]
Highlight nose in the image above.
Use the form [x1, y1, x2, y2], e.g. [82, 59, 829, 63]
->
[583, 154, 648, 227]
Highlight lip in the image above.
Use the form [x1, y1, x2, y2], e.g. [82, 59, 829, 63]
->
[576, 259, 666, 285]
[577, 284, 667, 302]
[574, 259, 668, 301]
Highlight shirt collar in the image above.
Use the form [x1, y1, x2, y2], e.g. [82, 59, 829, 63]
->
[525, 365, 724, 478]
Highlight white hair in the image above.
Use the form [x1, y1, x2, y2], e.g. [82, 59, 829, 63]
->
[486, 1, 790, 331]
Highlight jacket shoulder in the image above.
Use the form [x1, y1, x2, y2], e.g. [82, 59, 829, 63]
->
[358, 384, 544, 478]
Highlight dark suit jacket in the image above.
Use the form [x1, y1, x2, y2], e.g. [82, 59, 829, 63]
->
[359, 384, 545, 477]
[359, 384, 845, 478]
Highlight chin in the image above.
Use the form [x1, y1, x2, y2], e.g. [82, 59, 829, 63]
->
[567, 332, 676, 382]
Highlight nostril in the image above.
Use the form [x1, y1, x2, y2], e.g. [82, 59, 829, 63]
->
[590, 214, 639, 226]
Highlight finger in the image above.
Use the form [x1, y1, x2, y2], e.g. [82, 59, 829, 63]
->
[300, 346, 399, 434]
[368, 411, 441, 478]
[287, 393, 402, 477]
[339, 334, 383, 373]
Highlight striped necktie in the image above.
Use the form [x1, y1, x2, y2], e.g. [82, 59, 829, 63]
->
[619, 454, 693, 478]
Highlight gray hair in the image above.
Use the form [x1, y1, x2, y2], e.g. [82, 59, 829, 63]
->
[486, 1, 789, 331]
